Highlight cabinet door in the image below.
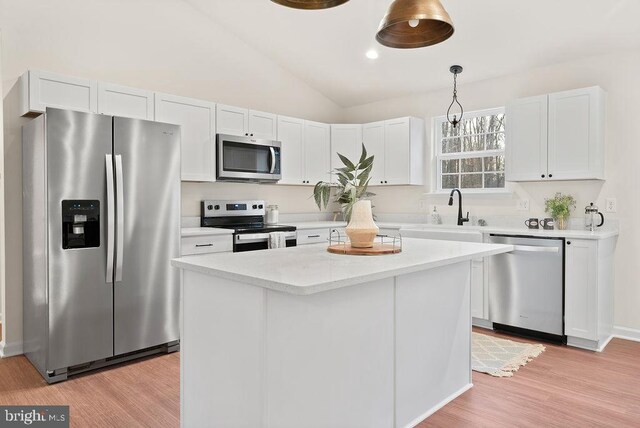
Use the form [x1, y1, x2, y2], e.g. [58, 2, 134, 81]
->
[216, 104, 249, 136]
[22, 70, 97, 116]
[362, 121, 386, 185]
[155, 93, 216, 182]
[565, 239, 598, 340]
[249, 110, 277, 140]
[548, 87, 604, 180]
[330, 124, 362, 172]
[304, 121, 331, 184]
[97, 82, 154, 120]
[384, 118, 411, 185]
[278, 116, 305, 185]
[505, 95, 548, 181]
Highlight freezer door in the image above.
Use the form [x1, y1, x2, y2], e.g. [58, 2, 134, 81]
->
[113, 117, 181, 355]
[46, 108, 115, 370]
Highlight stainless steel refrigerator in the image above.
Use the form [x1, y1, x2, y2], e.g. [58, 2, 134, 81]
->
[23, 108, 181, 383]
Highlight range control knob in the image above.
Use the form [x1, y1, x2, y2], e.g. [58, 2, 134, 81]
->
[214, 205, 220, 210]
[258, 204, 264, 209]
[207, 204, 214, 210]
[252, 204, 258, 209]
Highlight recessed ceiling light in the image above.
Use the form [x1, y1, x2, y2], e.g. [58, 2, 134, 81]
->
[366, 50, 379, 60]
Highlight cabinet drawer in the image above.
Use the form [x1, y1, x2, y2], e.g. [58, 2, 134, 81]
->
[297, 228, 333, 245]
[181, 235, 232, 255]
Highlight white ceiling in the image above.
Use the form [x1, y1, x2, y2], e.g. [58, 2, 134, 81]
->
[183, 0, 640, 107]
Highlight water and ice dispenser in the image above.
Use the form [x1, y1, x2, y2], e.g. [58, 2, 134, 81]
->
[62, 200, 100, 249]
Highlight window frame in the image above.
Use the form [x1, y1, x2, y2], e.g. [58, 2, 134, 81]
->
[433, 107, 507, 194]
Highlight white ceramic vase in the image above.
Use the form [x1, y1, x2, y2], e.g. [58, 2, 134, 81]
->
[346, 200, 379, 248]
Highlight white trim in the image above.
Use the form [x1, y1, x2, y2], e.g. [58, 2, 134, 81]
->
[403, 383, 473, 428]
[0, 340, 23, 358]
[613, 326, 640, 343]
[472, 317, 493, 330]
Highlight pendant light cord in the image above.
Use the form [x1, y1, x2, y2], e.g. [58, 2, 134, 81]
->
[447, 70, 464, 127]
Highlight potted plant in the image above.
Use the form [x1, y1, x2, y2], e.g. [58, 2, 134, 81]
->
[313, 144, 378, 247]
[544, 192, 576, 230]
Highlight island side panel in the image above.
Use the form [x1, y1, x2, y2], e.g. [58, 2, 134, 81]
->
[265, 278, 395, 428]
[181, 270, 266, 428]
[395, 261, 473, 428]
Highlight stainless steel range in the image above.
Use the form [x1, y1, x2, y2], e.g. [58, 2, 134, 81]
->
[201, 200, 296, 252]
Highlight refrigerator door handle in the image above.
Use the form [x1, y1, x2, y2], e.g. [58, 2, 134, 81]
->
[105, 155, 115, 283]
[115, 154, 125, 282]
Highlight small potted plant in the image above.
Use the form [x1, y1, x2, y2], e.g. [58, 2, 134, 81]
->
[544, 192, 576, 230]
[313, 144, 377, 247]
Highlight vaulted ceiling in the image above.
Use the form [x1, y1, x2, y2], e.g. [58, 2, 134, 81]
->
[184, 0, 640, 107]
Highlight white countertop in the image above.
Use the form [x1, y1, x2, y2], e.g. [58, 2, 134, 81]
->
[181, 227, 234, 237]
[172, 238, 513, 296]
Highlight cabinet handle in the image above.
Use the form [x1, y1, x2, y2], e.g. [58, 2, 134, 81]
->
[307, 235, 321, 238]
[541, 174, 546, 178]
[196, 244, 214, 248]
[567, 241, 571, 245]
[385, 181, 388, 184]
[549, 174, 553, 178]
[250, 133, 254, 137]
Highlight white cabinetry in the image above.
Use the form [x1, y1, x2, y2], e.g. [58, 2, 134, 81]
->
[216, 104, 277, 140]
[98, 82, 154, 120]
[565, 237, 616, 351]
[330, 124, 362, 172]
[20, 70, 97, 116]
[155, 93, 216, 182]
[362, 121, 386, 184]
[506, 86, 605, 182]
[278, 117, 331, 185]
[181, 234, 233, 256]
[470, 259, 485, 320]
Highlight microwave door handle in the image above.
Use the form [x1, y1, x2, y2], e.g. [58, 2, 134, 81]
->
[105, 155, 115, 283]
[269, 147, 276, 174]
[115, 154, 125, 282]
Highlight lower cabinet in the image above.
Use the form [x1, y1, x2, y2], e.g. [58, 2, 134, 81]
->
[470, 259, 485, 320]
[565, 237, 616, 350]
[297, 228, 343, 246]
[181, 234, 233, 256]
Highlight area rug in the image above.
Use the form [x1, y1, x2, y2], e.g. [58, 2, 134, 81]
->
[472, 332, 545, 377]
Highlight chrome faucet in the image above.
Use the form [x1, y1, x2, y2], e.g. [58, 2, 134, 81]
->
[448, 188, 469, 226]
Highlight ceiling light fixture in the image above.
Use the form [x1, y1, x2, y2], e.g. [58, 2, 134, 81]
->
[366, 50, 379, 60]
[447, 65, 464, 128]
[270, 0, 350, 10]
[376, 0, 454, 49]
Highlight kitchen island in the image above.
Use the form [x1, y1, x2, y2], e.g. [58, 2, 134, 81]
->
[172, 238, 512, 428]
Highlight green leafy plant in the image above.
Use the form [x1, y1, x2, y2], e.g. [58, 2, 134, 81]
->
[313, 144, 375, 221]
[544, 192, 576, 220]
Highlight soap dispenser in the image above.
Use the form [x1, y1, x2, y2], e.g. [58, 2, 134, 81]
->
[431, 206, 442, 225]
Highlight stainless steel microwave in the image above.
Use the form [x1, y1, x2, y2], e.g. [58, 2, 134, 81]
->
[216, 134, 282, 182]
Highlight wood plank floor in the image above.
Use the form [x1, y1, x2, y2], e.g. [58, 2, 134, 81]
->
[0, 329, 639, 427]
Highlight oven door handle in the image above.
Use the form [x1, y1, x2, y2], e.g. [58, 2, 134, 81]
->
[235, 232, 296, 244]
[269, 147, 276, 174]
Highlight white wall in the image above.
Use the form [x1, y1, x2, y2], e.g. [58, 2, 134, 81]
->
[0, 28, 5, 335]
[0, 0, 344, 350]
[344, 49, 640, 332]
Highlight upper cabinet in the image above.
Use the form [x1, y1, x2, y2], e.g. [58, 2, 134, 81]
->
[97, 82, 154, 120]
[216, 104, 277, 140]
[330, 124, 362, 173]
[20, 70, 97, 116]
[362, 117, 425, 186]
[506, 86, 605, 182]
[155, 93, 217, 182]
[278, 116, 330, 185]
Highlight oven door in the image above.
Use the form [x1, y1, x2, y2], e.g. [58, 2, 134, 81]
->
[217, 134, 281, 182]
[234, 232, 297, 252]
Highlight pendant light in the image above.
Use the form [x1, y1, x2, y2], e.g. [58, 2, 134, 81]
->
[447, 65, 464, 128]
[271, 0, 350, 9]
[376, 0, 454, 49]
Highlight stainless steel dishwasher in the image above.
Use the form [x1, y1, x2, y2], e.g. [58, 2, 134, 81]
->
[488, 235, 564, 340]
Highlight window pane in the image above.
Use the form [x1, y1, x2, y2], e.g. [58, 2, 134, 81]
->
[484, 155, 505, 172]
[442, 138, 461, 154]
[461, 157, 483, 173]
[441, 121, 460, 138]
[441, 159, 459, 174]
[484, 173, 505, 188]
[442, 175, 459, 189]
[484, 114, 505, 133]
[461, 174, 483, 189]
[463, 134, 485, 152]
[486, 132, 505, 150]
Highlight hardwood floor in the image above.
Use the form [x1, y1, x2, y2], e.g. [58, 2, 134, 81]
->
[0, 329, 639, 427]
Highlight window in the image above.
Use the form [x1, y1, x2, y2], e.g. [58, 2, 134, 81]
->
[435, 107, 506, 192]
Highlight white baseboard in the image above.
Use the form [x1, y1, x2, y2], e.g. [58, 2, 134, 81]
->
[0, 340, 24, 358]
[403, 383, 473, 428]
[613, 326, 640, 343]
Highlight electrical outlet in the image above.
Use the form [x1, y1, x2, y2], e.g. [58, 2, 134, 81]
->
[605, 198, 617, 213]
[418, 200, 428, 211]
[517, 199, 530, 211]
